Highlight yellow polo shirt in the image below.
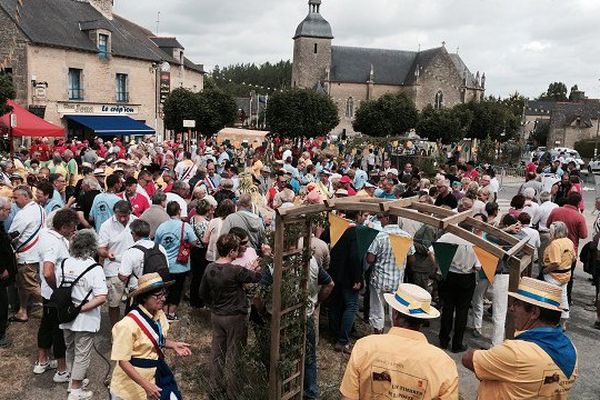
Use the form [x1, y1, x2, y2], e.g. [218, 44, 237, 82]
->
[543, 238, 575, 284]
[110, 306, 170, 400]
[340, 327, 459, 400]
[473, 339, 577, 400]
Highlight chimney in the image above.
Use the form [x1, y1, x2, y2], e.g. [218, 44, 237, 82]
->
[88, 0, 114, 20]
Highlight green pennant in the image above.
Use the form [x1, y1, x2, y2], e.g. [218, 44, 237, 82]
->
[432, 242, 459, 279]
[355, 225, 380, 260]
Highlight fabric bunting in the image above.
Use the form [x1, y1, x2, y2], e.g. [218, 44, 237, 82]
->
[355, 225, 380, 260]
[389, 235, 413, 269]
[329, 213, 351, 249]
[432, 242, 459, 279]
[474, 246, 500, 284]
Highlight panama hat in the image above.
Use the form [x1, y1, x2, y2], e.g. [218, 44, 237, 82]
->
[128, 273, 174, 298]
[384, 283, 440, 319]
[508, 277, 564, 311]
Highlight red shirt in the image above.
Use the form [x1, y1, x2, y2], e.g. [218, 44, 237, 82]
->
[120, 192, 150, 217]
[546, 204, 588, 250]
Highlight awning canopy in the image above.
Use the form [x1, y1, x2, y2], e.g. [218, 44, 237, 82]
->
[65, 115, 155, 136]
[0, 100, 65, 137]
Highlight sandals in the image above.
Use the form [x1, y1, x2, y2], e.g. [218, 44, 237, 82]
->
[8, 315, 28, 323]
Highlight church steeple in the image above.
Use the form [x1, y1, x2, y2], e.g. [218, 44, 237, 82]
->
[309, 0, 321, 13]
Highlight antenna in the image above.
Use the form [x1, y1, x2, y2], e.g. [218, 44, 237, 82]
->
[156, 11, 161, 35]
[456, 46, 459, 54]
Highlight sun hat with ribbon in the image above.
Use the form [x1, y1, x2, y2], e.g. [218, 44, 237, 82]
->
[128, 273, 174, 298]
[508, 277, 564, 311]
[384, 283, 440, 319]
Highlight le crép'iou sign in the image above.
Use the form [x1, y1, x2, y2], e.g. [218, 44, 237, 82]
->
[57, 102, 140, 115]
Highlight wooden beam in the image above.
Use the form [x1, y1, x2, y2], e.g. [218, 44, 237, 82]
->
[506, 236, 532, 258]
[278, 204, 328, 218]
[409, 202, 456, 217]
[440, 209, 474, 229]
[464, 217, 519, 246]
[269, 213, 286, 400]
[379, 197, 416, 212]
[445, 224, 507, 259]
[388, 206, 444, 228]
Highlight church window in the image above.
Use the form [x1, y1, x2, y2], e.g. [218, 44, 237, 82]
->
[314, 43, 318, 54]
[346, 97, 354, 118]
[434, 91, 444, 109]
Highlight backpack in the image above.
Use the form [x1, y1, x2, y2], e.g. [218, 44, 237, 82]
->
[48, 260, 101, 324]
[132, 243, 170, 280]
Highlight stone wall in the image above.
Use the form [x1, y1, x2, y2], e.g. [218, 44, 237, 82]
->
[0, 7, 29, 105]
[291, 37, 331, 89]
[549, 121, 599, 149]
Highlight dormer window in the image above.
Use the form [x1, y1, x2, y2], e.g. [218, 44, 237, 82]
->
[98, 33, 109, 59]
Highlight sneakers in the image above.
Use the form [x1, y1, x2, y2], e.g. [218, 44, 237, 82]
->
[472, 329, 482, 338]
[33, 359, 58, 374]
[67, 389, 93, 400]
[68, 378, 90, 392]
[334, 342, 352, 354]
[53, 370, 70, 383]
[166, 314, 179, 322]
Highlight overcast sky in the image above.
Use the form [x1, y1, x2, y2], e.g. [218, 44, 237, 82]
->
[114, 0, 600, 99]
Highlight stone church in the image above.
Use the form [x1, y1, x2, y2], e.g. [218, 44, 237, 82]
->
[292, 0, 486, 135]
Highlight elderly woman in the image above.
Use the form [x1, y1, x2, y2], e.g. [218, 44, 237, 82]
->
[204, 199, 236, 263]
[56, 229, 107, 400]
[542, 221, 575, 328]
[189, 199, 214, 308]
[111, 273, 192, 400]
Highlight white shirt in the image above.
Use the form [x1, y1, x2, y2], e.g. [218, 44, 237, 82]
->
[489, 178, 500, 198]
[434, 233, 481, 274]
[174, 159, 197, 183]
[98, 215, 136, 277]
[522, 201, 539, 222]
[37, 229, 70, 300]
[165, 192, 188, 218]
[119, 239, 168, 290]
[56, 257, 107, 332]
[9, 201, 46, 264]
[533, 201, 559, 231]
[522, 226, 541, 261]
[282, 149, 292, 162]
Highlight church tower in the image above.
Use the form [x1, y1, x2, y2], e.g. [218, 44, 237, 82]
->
[291, 0, 333, 90]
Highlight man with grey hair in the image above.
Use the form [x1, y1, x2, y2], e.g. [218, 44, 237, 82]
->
[9, 185, 45, 323]
[522, 187, 539, 221]
[434, 179, 458, 209]
[166, 181, 190, 220]
[140, 191, 169, 239]
[533, 191, 559, 271]
[220, 193, 265, 251]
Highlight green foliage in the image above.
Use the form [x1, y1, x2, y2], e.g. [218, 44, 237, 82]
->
[416, 105, 465, 145]
[0, 74, 15, 116]
[267, 88, 339, 138]
[208, 61, 292, 97]
[574, 139, 597, 159]
[498, 141, 524, 165]
[353, 93, 418, 137]
[477, 136, 497, 165]
[530, 120, 549, 147]
[163, 88, 237, 135]
[463, 100, 520, 142]
[538, 82, 568, 101]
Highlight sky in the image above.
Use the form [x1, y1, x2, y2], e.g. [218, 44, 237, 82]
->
[114, 0, 600, 99]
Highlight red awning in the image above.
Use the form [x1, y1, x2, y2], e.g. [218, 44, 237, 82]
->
[0, 100, 64, 137]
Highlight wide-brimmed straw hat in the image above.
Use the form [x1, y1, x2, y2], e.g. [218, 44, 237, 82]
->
[508, 277, 564, 311]
[384, 283, 440, 319]
[128, 273, 174, 298]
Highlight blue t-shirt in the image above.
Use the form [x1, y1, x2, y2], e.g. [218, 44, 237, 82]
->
[374, 189, 396, 199]
[154, 218, 198, 274]
[90, 192, 121, 232]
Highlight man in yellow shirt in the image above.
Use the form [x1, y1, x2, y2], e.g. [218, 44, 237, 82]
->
[462, 277, 578, 399]
[340, 283, 459, 400]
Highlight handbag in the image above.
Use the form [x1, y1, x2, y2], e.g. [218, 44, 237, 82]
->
[176, 222, 191, 264]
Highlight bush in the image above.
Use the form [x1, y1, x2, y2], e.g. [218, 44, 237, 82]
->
[574, 139, 597, 159]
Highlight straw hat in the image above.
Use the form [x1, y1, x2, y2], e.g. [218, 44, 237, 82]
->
[127, 273, 174, 298]
[384, 283, 440, 319]
[508, 277, 564, 311]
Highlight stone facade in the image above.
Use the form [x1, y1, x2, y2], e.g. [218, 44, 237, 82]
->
[292, 37, 332, 90]
[0, 7, 28, 104]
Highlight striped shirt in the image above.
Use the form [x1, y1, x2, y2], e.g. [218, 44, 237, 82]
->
[368, 224, 415, 292]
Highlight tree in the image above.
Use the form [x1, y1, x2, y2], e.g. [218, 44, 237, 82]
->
[353, 93, 418, 137]
[163, 88, 199, 132]
[568, 84, 585, 101]
[416, 105, 464, 145]
[0, 74, 15, 116]
[530, 120, 549, 147]
[538, 82, 568, 101]
[209, 60, 292, 97]
[267, 89, 339, 138]
[464, 100, 519, 142]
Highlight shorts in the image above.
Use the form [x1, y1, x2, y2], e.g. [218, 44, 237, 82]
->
[16, 263, 41, 300]
[107, 276, 125, 308]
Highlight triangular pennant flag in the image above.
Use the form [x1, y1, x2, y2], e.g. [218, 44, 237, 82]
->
[474, 246, 500, 285]
[389, 234, 413, 269]
[432, 242, 459, 279]
[355, 225, 380, 260]
[329, 213, 351, 249]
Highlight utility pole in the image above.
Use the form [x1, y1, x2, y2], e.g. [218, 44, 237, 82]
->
[156, 11, 161, 35]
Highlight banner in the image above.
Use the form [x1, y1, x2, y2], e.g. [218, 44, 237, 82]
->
[329, 213, 351, 249]
[355, 225, 380, 260]
[432, 242, 459, 279]
[389, 235, 413, 268]
[474, 246, 500, 284]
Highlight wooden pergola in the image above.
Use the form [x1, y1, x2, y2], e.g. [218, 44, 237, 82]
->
[268, 196, 534, 400]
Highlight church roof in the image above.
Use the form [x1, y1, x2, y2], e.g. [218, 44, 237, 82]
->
[0, 0, 203, 72]
[294, 10, 333, 39]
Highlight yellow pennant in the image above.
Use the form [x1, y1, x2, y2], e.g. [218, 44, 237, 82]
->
[474, 246, 499, 284]
[389, 234, 413, 269]
[329, 213, 351, 249]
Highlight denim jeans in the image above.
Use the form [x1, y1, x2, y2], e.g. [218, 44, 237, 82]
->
[304, 317, 318, 400]
[328, 286, 359, 345]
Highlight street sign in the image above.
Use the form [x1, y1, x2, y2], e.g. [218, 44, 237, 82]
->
[183, 119, 196, 128]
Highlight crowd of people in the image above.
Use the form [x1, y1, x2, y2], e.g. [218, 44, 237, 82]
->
[0, 134, 590, 399]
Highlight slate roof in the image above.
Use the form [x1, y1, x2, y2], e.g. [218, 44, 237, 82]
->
[0, 0, 203, 72]
[549, 101, 600, 129]
[150, 37, 184, 50]
[525, 100, 556, 116]
[294, 10, 333, 39]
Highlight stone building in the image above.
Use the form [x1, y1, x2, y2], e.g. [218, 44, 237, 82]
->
[0, 0, 204, 139]
[292, 0, 485, 135]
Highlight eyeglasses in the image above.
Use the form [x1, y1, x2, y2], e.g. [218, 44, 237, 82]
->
[240, 240, 249, 246]
[151, 291, 167, 299]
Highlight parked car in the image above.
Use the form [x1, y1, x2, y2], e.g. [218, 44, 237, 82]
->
[550, 147, 585, 170]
